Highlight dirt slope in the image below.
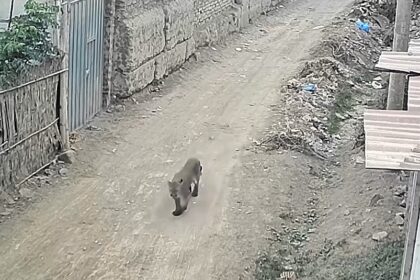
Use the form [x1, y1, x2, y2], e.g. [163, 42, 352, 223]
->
[0, 0, 354, 279]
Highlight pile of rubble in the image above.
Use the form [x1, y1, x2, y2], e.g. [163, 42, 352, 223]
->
[260, 0, 392, 159]
[261, 57, 356, 158]
[350, 0, 395, 19]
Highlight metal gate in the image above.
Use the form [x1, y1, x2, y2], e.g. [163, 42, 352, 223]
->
[68, 0, 104, 131]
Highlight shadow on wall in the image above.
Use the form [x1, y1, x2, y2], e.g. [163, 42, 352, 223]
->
[109, 0, 282, 98]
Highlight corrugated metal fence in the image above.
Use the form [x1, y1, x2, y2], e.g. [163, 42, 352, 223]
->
[68, 0, 104, 131]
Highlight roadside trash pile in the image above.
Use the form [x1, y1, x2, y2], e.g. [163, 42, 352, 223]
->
[259, 0, 391, 159]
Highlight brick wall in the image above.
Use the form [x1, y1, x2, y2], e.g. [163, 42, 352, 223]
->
[104, 0, 282, 99]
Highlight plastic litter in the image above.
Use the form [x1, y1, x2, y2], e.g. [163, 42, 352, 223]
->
[303, 83, 317, 93]
[356, 19, 370, 33]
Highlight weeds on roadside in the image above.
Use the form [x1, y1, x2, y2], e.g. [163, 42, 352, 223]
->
[254, 239, 404, 280]
[328, 83, 357, 134]
[335, 240, 404, 280]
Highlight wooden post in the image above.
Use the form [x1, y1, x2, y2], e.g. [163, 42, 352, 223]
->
[58, 2, 70, 150]
[400, 171, 420, 280]
[387, 0, 413, 110]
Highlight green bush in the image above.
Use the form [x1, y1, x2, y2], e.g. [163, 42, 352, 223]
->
[0, 0, 59, 88]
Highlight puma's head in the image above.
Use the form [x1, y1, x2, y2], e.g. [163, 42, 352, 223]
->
[168, 179, 183, 198]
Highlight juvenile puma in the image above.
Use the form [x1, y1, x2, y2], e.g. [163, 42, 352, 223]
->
[168, 158, 202, 216]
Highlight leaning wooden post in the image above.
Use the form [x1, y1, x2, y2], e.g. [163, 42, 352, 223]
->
[58, 1, 70, 150]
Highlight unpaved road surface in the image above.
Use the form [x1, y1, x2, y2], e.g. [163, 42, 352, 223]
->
[0, 0, 353, 279]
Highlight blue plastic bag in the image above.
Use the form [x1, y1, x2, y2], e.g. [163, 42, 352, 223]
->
[356, 19, 370, 33]
[303, 83, 317, 93]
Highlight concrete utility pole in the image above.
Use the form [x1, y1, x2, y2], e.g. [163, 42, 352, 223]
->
[387, 0, 413, 110]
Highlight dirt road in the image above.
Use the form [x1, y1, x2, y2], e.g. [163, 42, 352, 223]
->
[0, 1, 353, 279]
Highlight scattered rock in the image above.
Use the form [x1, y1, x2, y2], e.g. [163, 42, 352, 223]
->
[400, 198, 407, 208]
[372, 231, 388, 241]
[396, 212, 405, 218]
[57, 150, 76, 164]
[395, 215, 404, 226]
[0, 208, 12, 216]
[19, 187, 34, 199]
[344, 210, 351, 216]
[290, 241, 301, 248]
[44, 168, 54, 176]
[394, 185, 407, 197]
[59, 168, 69, 177]
[0, 191, 15, 205]
[355, 156, 365, 164]
[283, 265, 294, 271]
[335, 113, 347, 121]
[353, 228, 362, 235]
[86, 125, 101, 131]
[371, 80, 383, 89]
[369, 193, 384, 207]
[115, 104, 125, 112]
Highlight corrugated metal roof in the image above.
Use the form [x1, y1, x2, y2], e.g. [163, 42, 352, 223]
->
[375, 51, 420, 74]
[407, 39, 420, 111]
[409, 76, 420, 111]
[364, 109, 420, 170]
[370, 43, 420, 280]
[409, 39, 420, 53]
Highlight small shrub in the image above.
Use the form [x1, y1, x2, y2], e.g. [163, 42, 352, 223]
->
[0, 0, 59, 88]
[336, 241, 404, 280]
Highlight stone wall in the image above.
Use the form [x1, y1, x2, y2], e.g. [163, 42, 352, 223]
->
[194, 0, 232, 25]
[106, 0, 281, 98]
